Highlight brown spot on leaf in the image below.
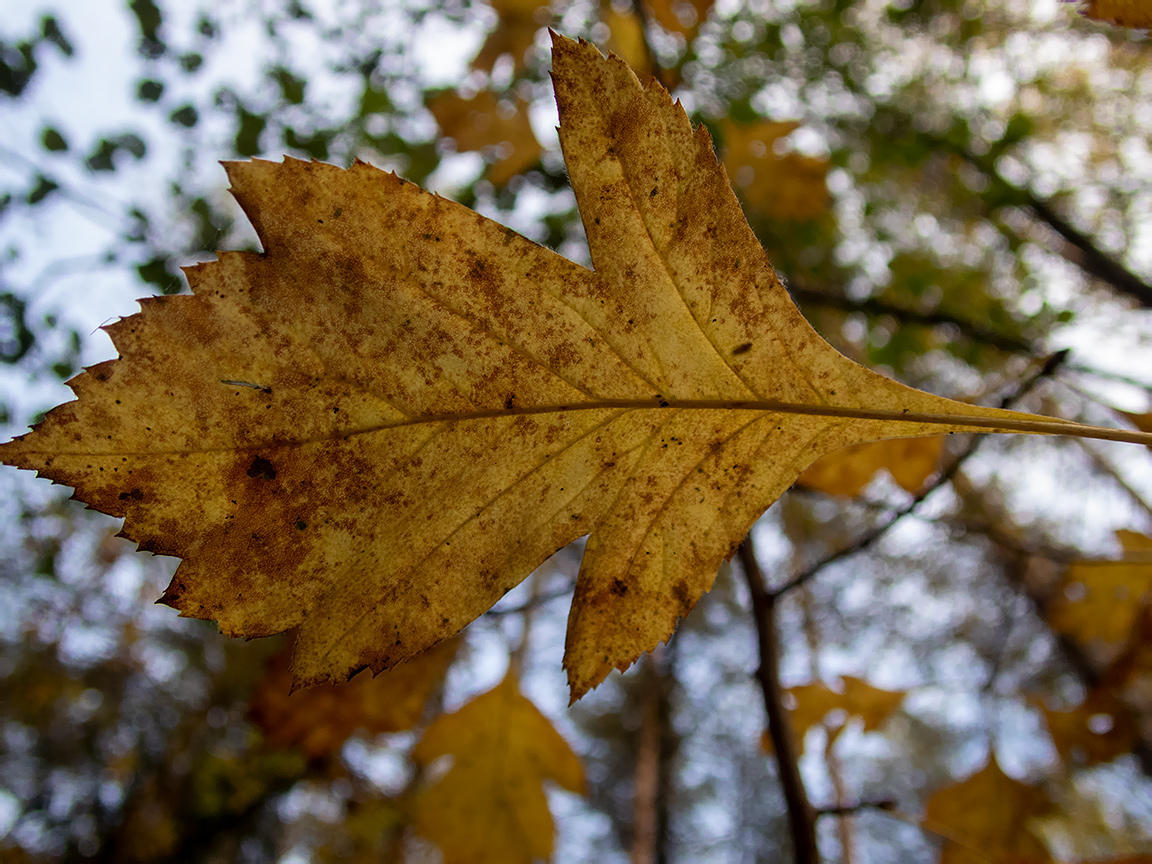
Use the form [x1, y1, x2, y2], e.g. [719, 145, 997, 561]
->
[247, 456, 277, 481]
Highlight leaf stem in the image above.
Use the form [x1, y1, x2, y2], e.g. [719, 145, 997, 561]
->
[739, 534, 820, 864]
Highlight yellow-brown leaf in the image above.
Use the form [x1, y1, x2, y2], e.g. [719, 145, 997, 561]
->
[250, 638, 457, 758]
[411, 674, 584, 864]
[720, 119, 829, 221]
[472, 0, 545, 72]
[428, 90, 541, 186]
[1047, 531, 1152, 656]
[764, 675, 904, 753]
[924, 760, 1053, 864]
[1035, 687, 1138, 768]
[797, 435, 945, 497]
[1, 36, 1147, 700]
[1078, 0, 1152, 28]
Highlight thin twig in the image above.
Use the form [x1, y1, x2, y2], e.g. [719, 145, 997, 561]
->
[739, 534, 820, 864]
[772, 350, 1070, 599]
[1072, 437, 1152, 523]
[787, 283, 1036, 355]
[484, 582, 573, 617]
[816, 800, 896, 817]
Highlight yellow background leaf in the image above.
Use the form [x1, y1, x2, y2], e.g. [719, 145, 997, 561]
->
[797, 435, 945, 497]
[1047, 531, 1152, 653]
[472, 0, 544, 72]
[411, 674, 584, 864]
[1079, 0, 1152, 28]
[924, 760, 1052, 864]
[764, 676, 904, 753]
[1035, 687, 1139, 767]
[720, 119, 829, 221]
[428, 90, 541, 186]
[250, 638, 457, 758]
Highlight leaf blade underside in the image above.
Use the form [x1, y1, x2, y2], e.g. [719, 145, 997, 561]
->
[1, 35, 1144, 699]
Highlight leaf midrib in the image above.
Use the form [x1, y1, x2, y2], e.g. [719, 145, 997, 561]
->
[18, 398, 1152, 457]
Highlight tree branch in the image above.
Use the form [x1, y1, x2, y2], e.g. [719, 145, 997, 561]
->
[772, 350, 1069, 599]
[787, 282, 1036, 355]
[739, 535, 819, 864]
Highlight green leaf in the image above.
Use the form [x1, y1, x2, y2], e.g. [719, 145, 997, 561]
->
[272, 67, 306, 104]
[40, 127, 68, 152]
[169, 105, 198, 127]
[26, 174, 59, 204]
[136, 79, 164, 102]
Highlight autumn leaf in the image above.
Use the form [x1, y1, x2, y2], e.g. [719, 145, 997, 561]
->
[1033, 687, 1138, 768]
[1076, 0, 1152, 28]
[250, 637, 457, 758]
[411, 674, 584, 864]
[645, 0, 713, 37]
[797, 435, 945, 497]
[472, 0, 546, 72]
[720, 119, 829, 221]
[2, 35, 1150, 701]
[1047, 531, 1152, 663]
[763, 676, 904, 754]
[428, 90, 541, 186]
[923, 759, 1053, 864]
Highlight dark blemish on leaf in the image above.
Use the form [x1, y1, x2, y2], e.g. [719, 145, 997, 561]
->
[610, 578, 628, 596]
[333, 207, 342, 218]
[660, 400, 670, 408]
[246, 456, 277, 481]
[505, 395, 515, 409]
[733, 342, 752, 356]
[594, 217, 600, 224]
[295, 520, 307, 531]
[650, 186, 658, 197]
[118, 488, 143, 501]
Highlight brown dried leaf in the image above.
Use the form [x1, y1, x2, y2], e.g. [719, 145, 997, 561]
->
[411, 674, 584, 864]
[1, 36, 1145, 700]
[797, 435, 945, 497]
[250, 638, 457, 758]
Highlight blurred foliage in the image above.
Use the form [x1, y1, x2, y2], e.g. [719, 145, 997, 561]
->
[1, 0, 1151, 861]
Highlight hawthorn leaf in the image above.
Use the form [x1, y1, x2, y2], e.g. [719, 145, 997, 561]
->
[797, 435, 944, 497]
[2, 35, 1151, 700]
[250, 637, 457, 758]
[411, 674, 584, 864]
[923, 759, 1053, 864]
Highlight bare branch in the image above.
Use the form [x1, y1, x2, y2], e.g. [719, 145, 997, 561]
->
[739, 535, 820, 864]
